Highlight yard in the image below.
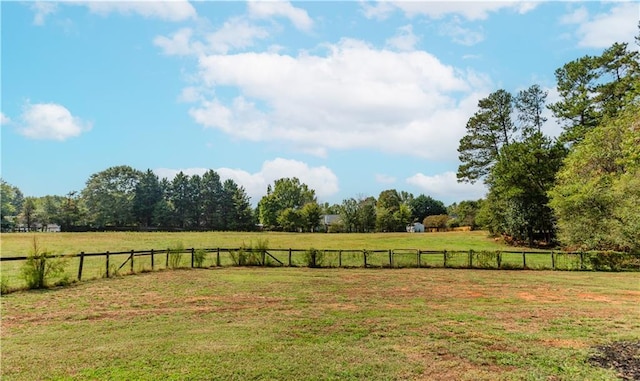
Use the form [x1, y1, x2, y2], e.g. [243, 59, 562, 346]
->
[2, 267, 638, 380]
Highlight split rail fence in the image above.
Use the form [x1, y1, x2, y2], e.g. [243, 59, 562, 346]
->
[2, 247, 639, 290]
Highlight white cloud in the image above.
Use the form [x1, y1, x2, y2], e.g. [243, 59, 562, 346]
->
[406, 172, 487, 201]
[206, 17, 270, 54]
[188, 38, 491, 160]
[439, 18, 485, 46]
[155, 158, 339, 202]
[560, 3, 639, 48]
[154, 18, 269, 56]
[77, 0, 197, 22]
[363, 1, 538, 21]
[385, 24, 419, 51]
[375, 174, 397, 184]
[248, 0, 314, 32]
[18, 102, 92, 141]
[1, 112, 10, 125]
[31, 2, 57, 25]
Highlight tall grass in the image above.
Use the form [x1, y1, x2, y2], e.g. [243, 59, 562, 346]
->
[20, 238, 67, 289]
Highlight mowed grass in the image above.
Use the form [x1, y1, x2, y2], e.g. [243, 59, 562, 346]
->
[1, 231, 551, 289]
[0, 230, 518, 256]
[2, 268, 638, 380]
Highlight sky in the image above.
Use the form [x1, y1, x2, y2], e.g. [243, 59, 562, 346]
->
[1, 1, 638, 206]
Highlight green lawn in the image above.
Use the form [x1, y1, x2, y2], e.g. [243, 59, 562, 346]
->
[2, 268, 638, 380]
[1, 231, 560, 290]
[0, 231, 520, 258]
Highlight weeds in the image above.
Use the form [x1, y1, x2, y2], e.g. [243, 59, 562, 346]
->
[305, 248, 324, 268]
[1, 276, 10, 295]
[229, 242, 263, 266]
[20, 237, 66, 289]
[194, 249, 206, 268]
[168, 242, 184, 269]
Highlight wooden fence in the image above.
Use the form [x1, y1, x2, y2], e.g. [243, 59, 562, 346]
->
[2, 248, 639, 287]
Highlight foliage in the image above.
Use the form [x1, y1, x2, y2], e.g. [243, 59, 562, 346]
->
[1, 179, 23, 231]
[304, 248, 324, 268]
[448, 199, 483, 229]
[423, 214, 451, 229]
[258, 177, 316, 231]
[549, 103, 640, 252]
[409, 194, 447, 223]
[1, 276, 9, 295]
[82, 165, 142, 227]
[167, 242, 185, 269]
[20, 238, 66, 289]
[193, 249, 207, 268]
[300, 202, 322, 232]
[550, 42, 639, 145]
[472, 250, 501, 269]
[586, 252, 637, 272]
[133, 170, 163, 227]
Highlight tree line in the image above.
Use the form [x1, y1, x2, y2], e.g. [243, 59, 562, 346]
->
[457, 34, 639, 253]
[2, 172, 463, 233]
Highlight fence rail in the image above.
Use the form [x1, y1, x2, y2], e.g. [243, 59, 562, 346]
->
[2, 247, 639, 288]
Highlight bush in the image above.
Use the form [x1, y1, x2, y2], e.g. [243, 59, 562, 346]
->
[305, 248, 324, 268]
[1, 276, 10, 295]
[194, 249, 206, 268]
[473, 251, 500, 268]
[587, 251, 633, 271]
[20, 238, 66, 289]
[230, 240, 266, 266]
[168, 242, 185, 269]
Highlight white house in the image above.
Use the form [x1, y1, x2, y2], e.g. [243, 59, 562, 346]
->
[407, 222, 425, 233]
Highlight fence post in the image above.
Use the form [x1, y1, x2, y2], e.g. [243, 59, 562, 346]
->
[522, 251, 526, 269]
[151, 249, 155, 270]
[288, 248, 292, 267]
[130, 250, 135, 273]
[78, 252, 85, 281]
[580, 252, 584, 270]
[389, 249, 393, 268]
[363, 250, 367, 268]
[191, 248, 195, 268]
[417, 250, 421, 268]
[551, 251, 555, 270]
[469, 250, 473, 268]
[166, 248, 170, 268]
[339, 250, 342, 268]
[106, 251, 110, 278]
[216, 248, 221, 267]
[443, 250, 447, 268]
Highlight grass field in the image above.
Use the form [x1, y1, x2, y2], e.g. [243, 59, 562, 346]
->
[2, 267, 638, 380]
[0, 231, 518, 257]
[1, 231, 559, 290]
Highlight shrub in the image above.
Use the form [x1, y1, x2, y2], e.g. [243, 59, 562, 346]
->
[305, 248, 324, 268]
[473, 251, 500, 268]
[20, 238, 66, 289]
[587, 251, 632, 271]
[1, 276, 10, 295]
[230, 241, 263, 266]
[194, 249, 206, 268]
[168, 242, 185, 269]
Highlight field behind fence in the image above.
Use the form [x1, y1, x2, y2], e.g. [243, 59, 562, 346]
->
[2, 246, 638, 291]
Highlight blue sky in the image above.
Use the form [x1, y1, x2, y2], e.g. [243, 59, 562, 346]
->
[1, 1, 638, 206]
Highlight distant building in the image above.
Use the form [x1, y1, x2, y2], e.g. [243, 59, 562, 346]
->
[320, 214, 341, 232]
[407, 222, 425, 233]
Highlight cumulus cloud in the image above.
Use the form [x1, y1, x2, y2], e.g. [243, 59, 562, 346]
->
[247, 0, 314, 32]
[406, 172, 487, 202]
[18, 102, 92, 141]
[187, 38, 490, 159]
[155, 158, 339, 202]
[560, 3, 638, 48]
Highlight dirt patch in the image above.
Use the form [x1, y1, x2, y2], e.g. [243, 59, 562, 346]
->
[589, 341, 640, 380]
